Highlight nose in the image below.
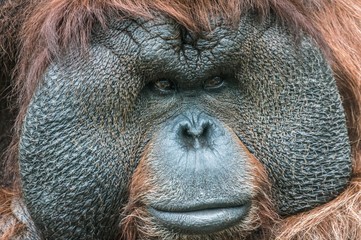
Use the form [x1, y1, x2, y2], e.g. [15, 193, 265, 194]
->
[177, 115, 213, 149]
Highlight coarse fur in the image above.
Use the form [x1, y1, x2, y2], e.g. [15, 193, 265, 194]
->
[0, 0, 360, 239]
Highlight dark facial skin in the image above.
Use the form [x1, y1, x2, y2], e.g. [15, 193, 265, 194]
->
[18, 13, 351, 239]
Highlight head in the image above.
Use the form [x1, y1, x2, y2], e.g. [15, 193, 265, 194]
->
[1, 1, 360, 240]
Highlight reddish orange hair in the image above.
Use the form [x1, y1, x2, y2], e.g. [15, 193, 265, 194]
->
[0, 0, 360, 239]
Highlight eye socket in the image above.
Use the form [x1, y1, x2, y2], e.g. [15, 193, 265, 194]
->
[203, 77, 224, 90]
[153, 79, 176, 93]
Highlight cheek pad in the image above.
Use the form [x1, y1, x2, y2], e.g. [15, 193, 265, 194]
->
[18, 49, 142, 238]
[234, 28, 351, 215]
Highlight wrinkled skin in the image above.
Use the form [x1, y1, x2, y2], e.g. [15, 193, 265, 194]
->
[19, 13, 351, 239]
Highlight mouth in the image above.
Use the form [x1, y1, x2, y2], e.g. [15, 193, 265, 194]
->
[148, 203, 251, 234]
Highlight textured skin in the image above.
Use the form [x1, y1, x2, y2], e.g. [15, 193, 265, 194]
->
[19, 14, 351, 239]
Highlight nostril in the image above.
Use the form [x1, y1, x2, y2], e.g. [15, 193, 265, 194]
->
[182, 122, 210, 137]
[179, 121, 212, 148]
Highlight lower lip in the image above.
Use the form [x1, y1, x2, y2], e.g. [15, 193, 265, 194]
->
[148, 205, 250, 234]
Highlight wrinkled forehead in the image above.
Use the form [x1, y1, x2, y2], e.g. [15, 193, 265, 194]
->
[90, 13, 294, 85]
[95, 12, 276, 49]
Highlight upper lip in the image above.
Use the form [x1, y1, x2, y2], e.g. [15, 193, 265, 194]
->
[150, 198, 249, 212]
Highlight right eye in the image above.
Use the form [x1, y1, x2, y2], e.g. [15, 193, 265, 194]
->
[203, 76, 224, 90]
[153, 79, 176, 93]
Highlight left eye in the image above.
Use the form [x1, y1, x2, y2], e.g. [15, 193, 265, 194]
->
[153, 79, 176, 92]
[203, 77, 224, 89]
